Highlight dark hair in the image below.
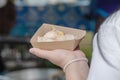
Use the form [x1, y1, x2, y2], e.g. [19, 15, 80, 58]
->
[0, 0, 16, 35]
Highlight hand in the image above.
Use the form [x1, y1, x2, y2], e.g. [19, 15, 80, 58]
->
[29, 48, 86, 68]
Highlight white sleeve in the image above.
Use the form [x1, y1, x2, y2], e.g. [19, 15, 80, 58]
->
[87, 10, 120, 80]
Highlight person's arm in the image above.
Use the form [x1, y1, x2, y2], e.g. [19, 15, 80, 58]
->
[65, 60, 89, 80]
[29, 48, 89, 80]
[88, 10, 120, 80]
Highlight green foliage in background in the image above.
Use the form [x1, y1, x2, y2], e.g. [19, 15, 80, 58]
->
[80, 31, 93, 64]
[80, 45, 92, 65]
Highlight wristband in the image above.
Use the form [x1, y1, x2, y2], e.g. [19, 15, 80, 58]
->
[63, 58, 88, 72]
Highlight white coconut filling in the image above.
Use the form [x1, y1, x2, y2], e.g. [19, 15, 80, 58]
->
[37, 29, 76, 42]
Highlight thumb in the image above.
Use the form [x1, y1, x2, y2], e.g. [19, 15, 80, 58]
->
[29, 48, 52, 59]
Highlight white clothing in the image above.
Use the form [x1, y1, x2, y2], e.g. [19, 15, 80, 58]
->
[88, 10, 120, 80]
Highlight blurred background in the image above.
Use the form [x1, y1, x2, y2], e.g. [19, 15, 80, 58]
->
[0, 0, 119, 80]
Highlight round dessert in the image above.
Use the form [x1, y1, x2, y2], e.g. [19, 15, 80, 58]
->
[37, 27, 76, 42]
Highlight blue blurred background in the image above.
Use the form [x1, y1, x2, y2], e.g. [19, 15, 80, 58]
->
[11, 0, 95, 37]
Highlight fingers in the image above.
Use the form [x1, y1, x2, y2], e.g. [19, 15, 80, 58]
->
[29, 48, 52, 59]
[74, 45, 80, 50]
